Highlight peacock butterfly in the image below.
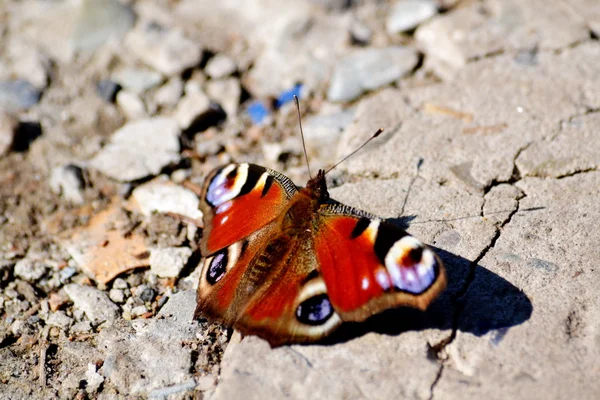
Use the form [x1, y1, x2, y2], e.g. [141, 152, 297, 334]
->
[193, 159, 446, 346]
[193, 101, 446, 346]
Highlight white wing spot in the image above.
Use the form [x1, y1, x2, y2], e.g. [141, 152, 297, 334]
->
[206, 164, 249, 206]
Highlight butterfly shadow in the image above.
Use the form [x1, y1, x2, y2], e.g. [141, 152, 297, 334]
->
[323, 245, 533, 346]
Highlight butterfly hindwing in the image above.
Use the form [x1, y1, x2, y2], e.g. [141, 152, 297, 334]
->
[199, 163, 297, 255]
[313, 204, 446, 321]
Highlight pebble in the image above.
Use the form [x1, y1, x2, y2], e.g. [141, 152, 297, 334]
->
[174, 90, 212, 130]
[205, 54, 237, 79]
[149, 247, 193, 278]
[327, 46, 419, 102]
[109, 289, 125, 304]
[64, 284, 120, 325]
[85, 363, 105, 394]
[158, 290, 196, 321]
[113, 278, 129, 290]
[90, 117, 181, 182]
[14, 258, 47, 282]
[0, 112, 18, 156]
[46, 311, 74, 329]
[154, 77, 184, 107]
[139, 288, 156, 303]
[5, 38, 51, 89]
[0, 80, 42, 111]
[126, 21, 203, 76]
[71, 0, 136, 52]
[196, 375, 218, 391]
[116, 90, 147, 120]
[70, 321, 93, 334]
[131, 305, 148, 317]
[112, 67, 163, 93]
[96, 79, 122, 103]
[350, 20, 372, 45]
[386, 0, 438, 34]
[131, 177, 202, 220]
[49, 164, 86, 205]
[206, 78, 241, 120]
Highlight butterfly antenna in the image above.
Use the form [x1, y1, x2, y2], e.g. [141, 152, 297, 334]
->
[324, 128, 383, 175]
[294, 96, 312, 179]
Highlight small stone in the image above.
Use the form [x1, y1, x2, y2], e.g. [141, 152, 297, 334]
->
[49, 164, 86, 205]
[96, 79, 122, 103]
[59, 266, 77, 282]
[15, 281, 38, 303]
[149, 247, 193, 278]
[5, 37, 51, 89]
[71, 0, 135, 52]
[0, 80, 42, 111]
[46, 311, 74, 329]
[327, 46, 418, 102]
[386, 0, 438, 34]
[0, 112, 18, 156]
[113, 278, 128, 290]
[206, 78, 241, 120]
[350, 20, 372, 45]
[109, 289, 125, 304]
[131, 305, 148, 316]
[112, 67, 163, 93]
[116, 90, 147, 120]
[171, 169, 191, 184]
[126, 21, 202, 76]
[205, 54, 237, 79]
[70, 320, 93, 334]
[139, 288, 156, 303]
[154, 77, 184, 107]
[158, 290, 196, 321]
[174, 90, 212, 130]
[131, 177, 202, 220]
[64, 284, 120, 325]
[14, 258, 47, 282]
[85, 363, 105, 394]
[90, 117, 181, 182]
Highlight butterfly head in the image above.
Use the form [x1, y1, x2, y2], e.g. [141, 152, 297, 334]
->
[305, 169, 329, 203]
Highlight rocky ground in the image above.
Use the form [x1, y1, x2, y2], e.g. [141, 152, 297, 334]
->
[0, 0, 599, 399]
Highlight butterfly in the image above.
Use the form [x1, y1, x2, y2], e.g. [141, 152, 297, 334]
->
[193, 162, 447, 346]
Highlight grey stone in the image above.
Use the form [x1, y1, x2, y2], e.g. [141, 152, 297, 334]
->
[90, 118, 181, 182]
[49, 164, 86, 205]
[126, 21, 202, 76]
[116, 90, 147, 120]
[46, 311, 74, 329]
[415, 0, 592, 80]
[96, 79, 122, 103]
[154, 77, 184, 107]
[112, 67, 163, 93]
[4, 37, 51, 89]
[99, 295, 199, 395]
[174, 90, 212, 130]
[206, 78, 241, 120]
[158, 290, 196, 322]
[337, 43, 600, 188]
[434, 173, 600, 399]
[148, 379, 197, 398]
[84, 363, 105, 394]
[303, 108, 356, 165]
[386, 0, 438, 34]
[71, 0, 136, 53]
[113, 278, 128, 290]
[131, 177, 202, 220]
[349, 19, 372, 45]
[14, 258, 47, 282]
[150, 247, 193, 278]
[70, 321, 93, 334]
[327, 46, 418, 102]
[64, 284, 119, 325]
[108, 289, 125, 304]
[0, 80, 42, 111]
[205, 54, 237, 79]
[131, 305, 148, 317]
[0, 112, 18, 156]
[516, 113, 600, 178]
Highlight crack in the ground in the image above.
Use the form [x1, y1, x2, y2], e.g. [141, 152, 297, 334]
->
[556, 167, 599, 179]
[428, 166, 526, 398]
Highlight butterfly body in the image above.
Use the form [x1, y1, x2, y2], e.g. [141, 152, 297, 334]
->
[195, 163, 446, 346]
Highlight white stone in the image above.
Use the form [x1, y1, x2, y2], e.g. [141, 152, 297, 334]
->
[174, 90, 212, 130]
[90, 118, 181, 182]
[64, 284, 119, 325]
[386, 0, 438, 34]
[149, 247, 193, 278]
[126, 21, 202, 76]
[131, 177, 202, 220]
[205, 54, 237, 79]
[116, 90, 147, 120]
